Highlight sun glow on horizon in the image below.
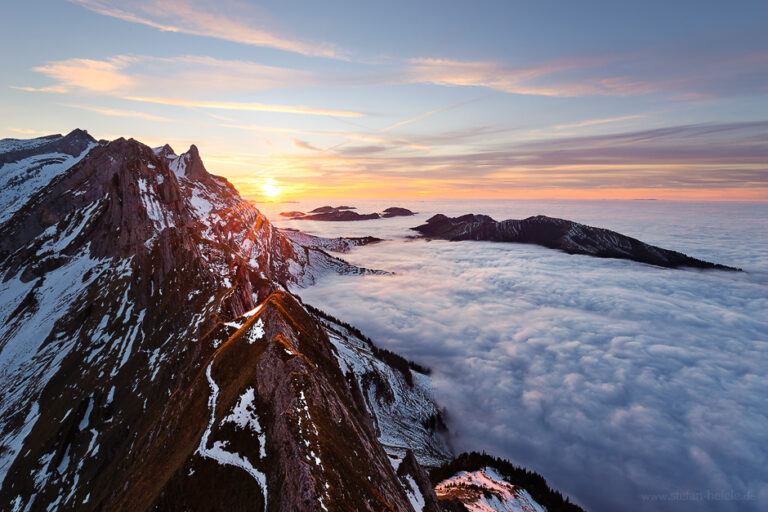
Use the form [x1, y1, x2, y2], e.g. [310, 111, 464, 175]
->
[260, 178, 281, 199]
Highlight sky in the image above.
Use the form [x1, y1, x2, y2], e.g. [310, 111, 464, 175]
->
[1, 0, 767, 200]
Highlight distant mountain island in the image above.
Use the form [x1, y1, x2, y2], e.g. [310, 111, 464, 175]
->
[413, 213, 740, 270]
[281, 205, 415, 221]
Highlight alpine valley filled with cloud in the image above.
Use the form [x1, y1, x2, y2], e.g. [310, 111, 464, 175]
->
[1, 1, 767, 512]
[281, 199, 768, 512]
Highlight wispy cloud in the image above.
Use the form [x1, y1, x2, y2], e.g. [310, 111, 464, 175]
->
[63, 103, 179, 122]
[24, 54, 361, 118]
[125, 96, 364, 117]
[382, 94, 496, 132]
[216, 122, 318, 137]
[211, 120, 768, 200]
[519, 121, 768, 151]
[220, 122, 431, 152]
[405, 57, 609, 97]
[554, 115, 645, 131]
[68, 0, 344, 59]
[4, 127, 49, 136]
[381, 107, 450, 132]
[10, 85, 69, 94]
[405, 49, 768, 99]
[290, 137, 321, 151]
[340, 132, 431, 151]
[29, 55, 316, 95]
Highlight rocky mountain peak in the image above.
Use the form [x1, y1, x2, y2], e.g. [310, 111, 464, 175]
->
[154, 143, 176, 159]
[64, 127, 93, 140]
[179, 143, 209, 181]
[0, 128, 96, 166]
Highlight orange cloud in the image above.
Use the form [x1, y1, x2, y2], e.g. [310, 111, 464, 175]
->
[198, 141, 768, 202]
[32, 57, 136, 92]
[24, 54, 363, 119]
[4, 127, 50, 136]
[29, 55, 317, 96]
[211, 121, 768, 202]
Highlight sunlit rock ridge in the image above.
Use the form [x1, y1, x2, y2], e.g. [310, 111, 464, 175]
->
[0, 130, 582, 511]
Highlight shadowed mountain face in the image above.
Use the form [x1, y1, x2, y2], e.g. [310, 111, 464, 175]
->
[0, 129, 95, 166]
[413, 214, 739, 270]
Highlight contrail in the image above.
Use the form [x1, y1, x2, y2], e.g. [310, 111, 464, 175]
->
[381, 92, 498, 132]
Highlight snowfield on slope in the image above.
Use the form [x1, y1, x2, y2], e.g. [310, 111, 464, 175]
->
[435, 467, 546, 512]
[199, 364, 268, 511]
[317, 316, 452, 467]
[0, 143, 96, 224]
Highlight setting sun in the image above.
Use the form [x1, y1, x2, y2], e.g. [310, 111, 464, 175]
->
[260, 179, 281, 199]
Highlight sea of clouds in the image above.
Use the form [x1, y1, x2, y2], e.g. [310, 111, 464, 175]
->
[263, 199, 768, 512]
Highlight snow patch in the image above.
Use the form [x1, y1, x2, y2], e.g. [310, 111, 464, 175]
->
[249, 319, 265, 344]
[198, 363, 268, 510]
[35, 199, 102, 256]
[78, 397, 94, 430]
[403, 474, 426, 512]
[322, 323, 451, 466]
[435, 467, 546, 512]
[0, 402, 40, 485]
[223, 388, 267, 459]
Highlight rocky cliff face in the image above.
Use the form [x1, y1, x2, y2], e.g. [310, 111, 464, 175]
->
[413, 213, 738, 270]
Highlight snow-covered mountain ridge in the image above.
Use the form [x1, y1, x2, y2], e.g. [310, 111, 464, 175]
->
[0, 130, 584, 511]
